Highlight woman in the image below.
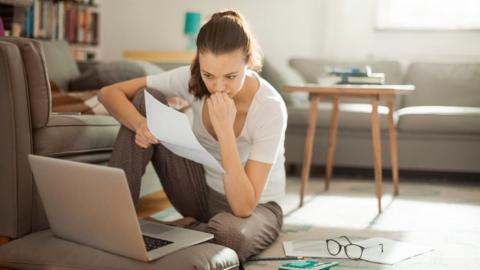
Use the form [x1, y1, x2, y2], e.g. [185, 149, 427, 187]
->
[99, 9, 287, 262]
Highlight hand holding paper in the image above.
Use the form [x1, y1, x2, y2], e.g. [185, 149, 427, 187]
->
[144, 90, 224, 173]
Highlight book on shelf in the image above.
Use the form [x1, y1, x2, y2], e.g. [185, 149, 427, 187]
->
[23, 0, 99, 60]
[325, 66, 372, 77]
[27, 0, 99, 44]
[345, 73, 385, 84]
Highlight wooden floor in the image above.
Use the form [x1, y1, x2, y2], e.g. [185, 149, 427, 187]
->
[0, 236, 10, 246]
[136, 190, 172, 219]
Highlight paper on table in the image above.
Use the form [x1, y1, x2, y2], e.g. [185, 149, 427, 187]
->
[283, 237, 433, 265]
[144, 90, 224, 173]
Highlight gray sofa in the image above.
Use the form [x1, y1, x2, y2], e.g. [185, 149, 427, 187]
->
[0, 38, 239, 269]
[263, 58, 480, 174]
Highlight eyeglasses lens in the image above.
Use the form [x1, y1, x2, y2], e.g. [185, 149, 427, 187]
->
[327, 240, 341, 255]
[345, 244, 362, 259]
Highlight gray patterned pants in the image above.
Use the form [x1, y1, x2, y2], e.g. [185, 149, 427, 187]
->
[108, 89, 283, 262]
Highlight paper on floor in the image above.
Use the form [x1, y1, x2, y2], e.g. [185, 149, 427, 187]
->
[145, 90, 224, 173]
[283, 237, 433, 265]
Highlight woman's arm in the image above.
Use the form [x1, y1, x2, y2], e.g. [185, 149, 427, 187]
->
[98, 77, 158, 148]
[207, 93, 274, 217]
[98, 77, 146, 131]
[218, 131, 272, 217]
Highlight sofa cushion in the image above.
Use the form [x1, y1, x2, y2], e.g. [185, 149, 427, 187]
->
[288, 101, 390, 131]
[288, 58, 403, 106]
[69, 60, 164, 91]
[0, 230, 239, 270]
[260, 59, 308, 105]
[40, 40, 81, 91]
[397, 106, 480, 134]
[403, 62, 480, 107]
[289, 58, 403, 84]
[33, 114, 120, 157]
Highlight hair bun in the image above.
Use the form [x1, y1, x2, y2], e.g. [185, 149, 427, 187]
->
[212, 9, 240, 20]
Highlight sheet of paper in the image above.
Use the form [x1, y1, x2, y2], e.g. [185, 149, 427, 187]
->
[283, 237, 433, 265]
[283, 240, 348, 259]
[145, 91, 224, 173]
[357, 237, 433, 265]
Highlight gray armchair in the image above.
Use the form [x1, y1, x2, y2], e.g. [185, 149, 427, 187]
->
[0, 37, 239, 269]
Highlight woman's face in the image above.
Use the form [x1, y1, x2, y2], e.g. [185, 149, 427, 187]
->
[199, 49, 248, 98]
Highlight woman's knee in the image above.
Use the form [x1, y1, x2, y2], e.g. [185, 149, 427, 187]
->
[131, 88, 167, 114]
[208, 212, 250, 261]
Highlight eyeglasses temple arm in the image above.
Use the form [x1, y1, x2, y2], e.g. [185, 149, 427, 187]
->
[338, 235, 353, 244]
[363, 243, 384, 252]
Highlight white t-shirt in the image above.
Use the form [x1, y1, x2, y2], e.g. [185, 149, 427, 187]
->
[146, 66, 287, 203]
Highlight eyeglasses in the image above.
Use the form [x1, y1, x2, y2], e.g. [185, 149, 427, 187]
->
[326, 236, 383, 260]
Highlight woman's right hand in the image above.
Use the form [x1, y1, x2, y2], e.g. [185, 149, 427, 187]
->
[135, 119, 160, 148]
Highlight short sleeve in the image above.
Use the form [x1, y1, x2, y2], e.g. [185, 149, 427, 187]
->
[248, 101, 287, 164]
[146, 65, 194, 103]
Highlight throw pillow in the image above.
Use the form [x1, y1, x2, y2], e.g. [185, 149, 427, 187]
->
[68, 60, 164, 91]
[260, 59, 308, 105]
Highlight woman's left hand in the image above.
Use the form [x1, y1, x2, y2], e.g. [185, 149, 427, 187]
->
[206, 92, 237, 139]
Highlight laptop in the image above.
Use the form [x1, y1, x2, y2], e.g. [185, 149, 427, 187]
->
[28, 154, 213, 262]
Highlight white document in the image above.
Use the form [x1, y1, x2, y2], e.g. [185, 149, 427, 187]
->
[283, 240, 342, 259]
[144, 91, 224, 173]
[357, 237, 433, 265]
[283, 237, 433, 265]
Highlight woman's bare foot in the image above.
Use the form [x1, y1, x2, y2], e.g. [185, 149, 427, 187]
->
[145, 216, 197, 228]
[166, 217, 197, 227]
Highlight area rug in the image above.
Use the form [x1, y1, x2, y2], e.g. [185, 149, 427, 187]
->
[152, 177, 480, 269]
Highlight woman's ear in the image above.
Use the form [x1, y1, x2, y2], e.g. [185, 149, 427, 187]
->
[246, 54, 254, 69]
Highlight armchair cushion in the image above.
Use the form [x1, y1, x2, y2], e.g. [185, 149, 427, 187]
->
[0, 230, 239, 270]
[34, 114, 120, 157]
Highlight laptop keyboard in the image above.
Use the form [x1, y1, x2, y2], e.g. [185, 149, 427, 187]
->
[143, 235, 173, 251]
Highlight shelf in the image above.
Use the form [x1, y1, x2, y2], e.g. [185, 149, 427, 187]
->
[123, 51, 195, 64]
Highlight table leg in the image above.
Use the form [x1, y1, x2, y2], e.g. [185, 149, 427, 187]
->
[325, 96, 340, 191]
[387, 96, 399, 196]
[300, 95, 320, 207]
[370, 95, 383, 213]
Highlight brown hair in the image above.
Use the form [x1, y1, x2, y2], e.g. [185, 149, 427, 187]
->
[188, 9, 263, 99]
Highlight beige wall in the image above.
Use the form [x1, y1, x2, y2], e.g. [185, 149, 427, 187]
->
[99, 0, 324, 75]
[319, 0, 480, 69]
[98, 0, 480, 74]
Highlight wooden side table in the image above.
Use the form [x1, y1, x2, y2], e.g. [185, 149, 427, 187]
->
[285, 84, 415, 213]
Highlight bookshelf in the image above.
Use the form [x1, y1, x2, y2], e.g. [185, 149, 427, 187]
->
[24, 0, 100, 60]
